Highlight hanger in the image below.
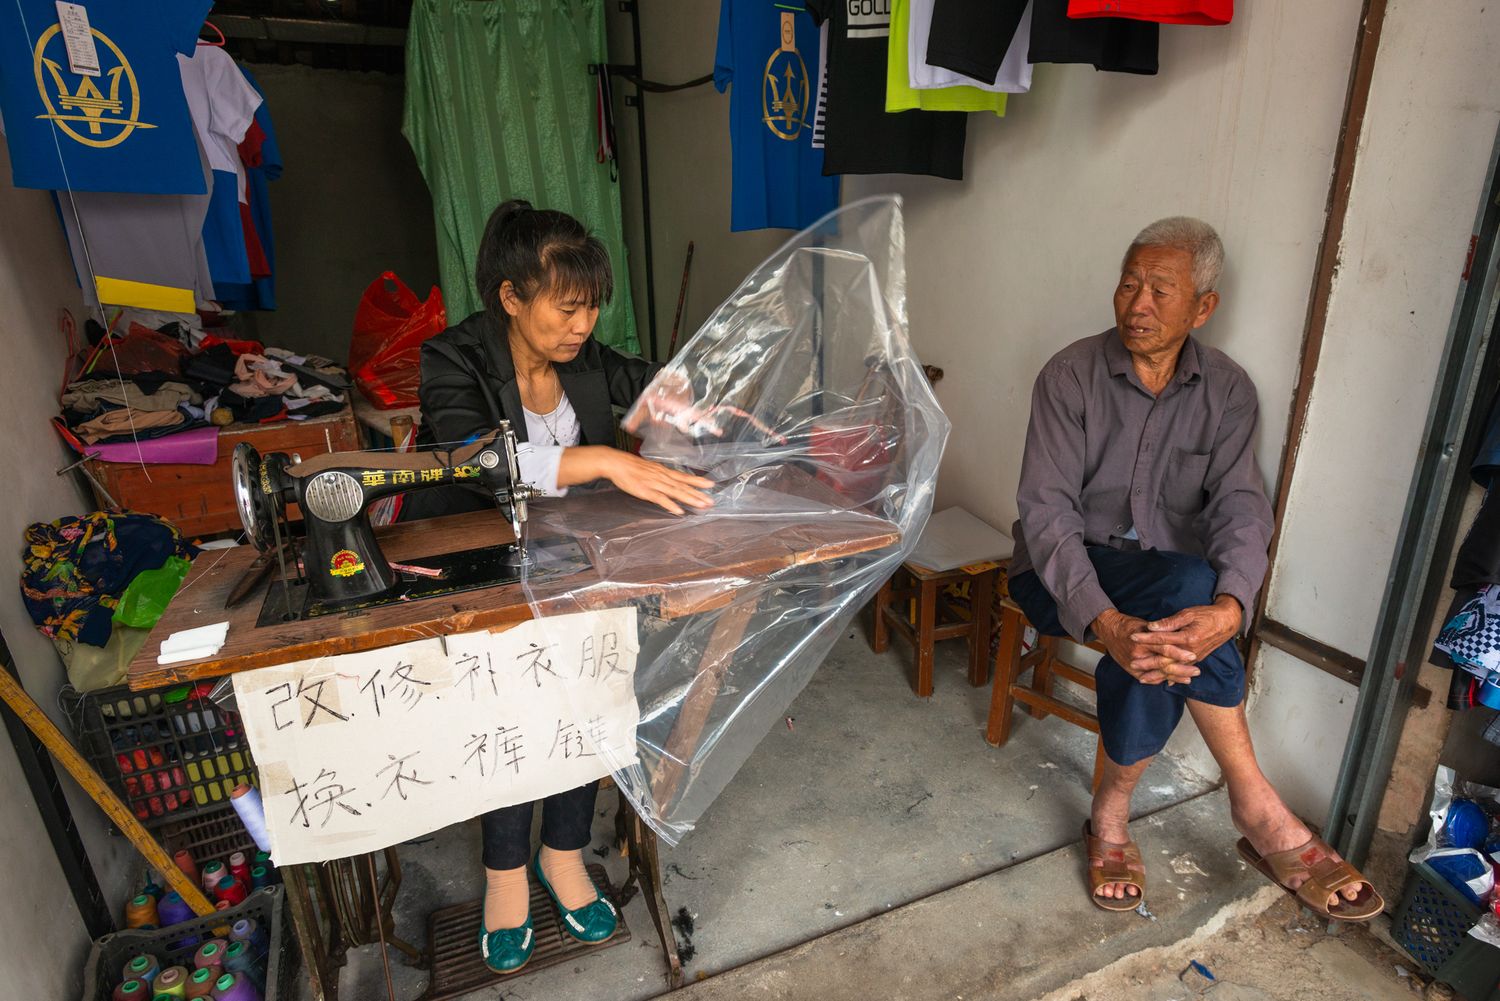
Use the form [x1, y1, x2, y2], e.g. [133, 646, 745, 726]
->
[198, 20, 226, 46]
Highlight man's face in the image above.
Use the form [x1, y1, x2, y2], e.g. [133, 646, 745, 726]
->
[1113, 246, 1219, 358]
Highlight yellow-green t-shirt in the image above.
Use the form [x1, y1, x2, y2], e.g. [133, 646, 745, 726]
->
[886, 0, 1007, 117]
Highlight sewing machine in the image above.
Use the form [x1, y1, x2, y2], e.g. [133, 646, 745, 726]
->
[230, 421, 587, 625]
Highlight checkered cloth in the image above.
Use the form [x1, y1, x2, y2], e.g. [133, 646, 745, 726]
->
[1435, 584, 1500, 677]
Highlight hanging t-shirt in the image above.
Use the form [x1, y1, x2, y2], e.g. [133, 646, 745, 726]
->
[911, 0, 1032, 93]
[806, 0, 968, 180]
[1067, 0, 1231, 26]
[216, 66, 283, 312]
[0, 0, 211, 194]
[714, 1, 840, 232]
[1029, 0, 1159, 74]
[177, 45, 260, 203]
[55, 130, 215, 313]
[886, 0, 1006, 116]
[811, 22, 829, 150]
[924, 0, 1030, 84]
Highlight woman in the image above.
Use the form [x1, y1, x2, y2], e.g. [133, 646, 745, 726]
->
[419, 199, 714, 974]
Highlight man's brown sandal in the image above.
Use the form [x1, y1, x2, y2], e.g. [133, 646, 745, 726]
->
[1084, 821, 1146, 912]
[1236, 835, 1384, 921]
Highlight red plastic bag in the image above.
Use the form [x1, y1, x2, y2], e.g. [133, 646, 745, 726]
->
[349, 272, 447, 409]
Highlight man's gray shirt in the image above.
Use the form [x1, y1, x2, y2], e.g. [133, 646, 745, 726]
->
[1010, 330, 1274, 641]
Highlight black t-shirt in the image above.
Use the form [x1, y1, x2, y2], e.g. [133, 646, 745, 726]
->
[806, 0, 968, 180]
[1030, 0, 1159, 74]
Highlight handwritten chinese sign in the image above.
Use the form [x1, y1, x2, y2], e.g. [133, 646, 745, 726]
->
[231, 608, 639, 864]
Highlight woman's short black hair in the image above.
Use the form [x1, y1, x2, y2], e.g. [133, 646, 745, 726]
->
[474, 199, 615, 322]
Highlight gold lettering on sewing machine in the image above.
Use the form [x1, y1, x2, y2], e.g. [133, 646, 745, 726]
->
[393, 470, 416, 485]
[420, 468, 443, 483]
[361, 470, 387, 487]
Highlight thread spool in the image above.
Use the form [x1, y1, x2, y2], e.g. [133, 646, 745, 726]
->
[124, 893, 159, 929]
[210, 972, 261, 1001]
[229, 785, 270, 853]
[227, 852, 251, 886]
[200, 861, 226, 895]
[248, 866, 271, 890]
[1480, 670, 1500, 711]
[153, 965, 189, 997]
[174, 850, 199, 884]
[122, 953, 160, 985]
[193, 939, 228, 972]
[229, 918, 267, 955]
[184, 967, 218, 1000]
[142, 875, 165, 900]
[113, 980, 148, 1001]
[213, 876, 247, 906]
[222, 940, 263, 992]
[156, 892, 194, 927]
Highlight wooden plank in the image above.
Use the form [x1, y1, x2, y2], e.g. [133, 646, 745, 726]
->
[129, 468, 900, 688]
[0, 667, 217, 916]
[86, 409, 362, 537]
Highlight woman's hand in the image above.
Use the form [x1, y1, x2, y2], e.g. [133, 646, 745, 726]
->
[624, 372, 786, 443]
[559, 446, 715, 515]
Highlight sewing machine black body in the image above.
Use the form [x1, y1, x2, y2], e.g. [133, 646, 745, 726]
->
[232, 423, 586, 624]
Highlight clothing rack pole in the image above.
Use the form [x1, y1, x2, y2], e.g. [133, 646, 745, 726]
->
[622, 0, 660, 361]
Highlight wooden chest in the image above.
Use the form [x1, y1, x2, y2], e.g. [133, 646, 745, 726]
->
[83, 408, 363, 538]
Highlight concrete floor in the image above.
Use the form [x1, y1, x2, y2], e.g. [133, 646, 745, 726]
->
[1035, 893, 1425, 1001]
[301, 628, 1218, 1000]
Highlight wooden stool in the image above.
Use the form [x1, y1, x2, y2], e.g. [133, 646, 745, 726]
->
[986, 597, 1108, 791]
[869, 561, 999, 697]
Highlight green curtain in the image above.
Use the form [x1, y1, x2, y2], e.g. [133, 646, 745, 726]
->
[403, 0, 639, 352]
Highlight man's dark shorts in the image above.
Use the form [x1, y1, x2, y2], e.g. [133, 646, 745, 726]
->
[1008, 547, 1246, 766]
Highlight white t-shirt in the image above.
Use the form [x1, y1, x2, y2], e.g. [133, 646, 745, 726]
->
[177, 46, 261, 203]
[517, 393, 582, 497]
[908, 0, 1033, 93]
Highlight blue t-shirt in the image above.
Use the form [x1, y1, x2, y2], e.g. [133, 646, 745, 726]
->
[0, 0, 211, 194]
[715, 0, 839, 232]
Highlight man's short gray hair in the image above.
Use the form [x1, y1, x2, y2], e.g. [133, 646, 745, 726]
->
[1124, 216, 1225, 295]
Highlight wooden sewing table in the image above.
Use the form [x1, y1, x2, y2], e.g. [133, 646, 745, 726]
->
[127, 469, 899, 998]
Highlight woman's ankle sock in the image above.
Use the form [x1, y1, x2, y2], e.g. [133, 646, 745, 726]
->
[483, 865, 530, 932]
[538, 845, 597, 910]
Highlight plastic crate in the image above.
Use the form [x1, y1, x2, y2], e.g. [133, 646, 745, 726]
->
[159, 803, 263, 874]
[62, 681, 257, 827]
[1392, 861, 1500, 1001]
[80, 886, 287, 1001]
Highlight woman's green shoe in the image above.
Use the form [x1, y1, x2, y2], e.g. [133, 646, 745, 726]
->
[478, 914, 534, 974]
[533, 852, 619, 944]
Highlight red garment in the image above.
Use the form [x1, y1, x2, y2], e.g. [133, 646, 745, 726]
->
[239, 120, 266, 170]
[1067, 0, 1231, 25]
[239, 198, 271, 278]
[198, 334, 265, 355]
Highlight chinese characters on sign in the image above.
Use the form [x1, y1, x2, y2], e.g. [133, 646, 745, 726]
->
[232, 608, 639, 864]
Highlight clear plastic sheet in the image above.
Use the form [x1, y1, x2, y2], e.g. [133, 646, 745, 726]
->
[520, 196, 949, 843]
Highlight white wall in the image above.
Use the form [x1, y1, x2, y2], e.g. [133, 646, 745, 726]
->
[1251, 0, 1500, 823]
[0, 139, 138, 993]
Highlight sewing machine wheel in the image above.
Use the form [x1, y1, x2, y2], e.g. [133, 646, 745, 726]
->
[232, 443, 278, 552]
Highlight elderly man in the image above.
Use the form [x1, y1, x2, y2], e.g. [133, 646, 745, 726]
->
[1007, 218, 1382, 920]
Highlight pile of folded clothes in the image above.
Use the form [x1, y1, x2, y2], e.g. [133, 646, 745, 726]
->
[57, 316, 349, 450]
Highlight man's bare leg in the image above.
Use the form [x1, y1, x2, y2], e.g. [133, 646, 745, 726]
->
[1091, 752, 1151, 900]
[1186, 700, 1361, 909]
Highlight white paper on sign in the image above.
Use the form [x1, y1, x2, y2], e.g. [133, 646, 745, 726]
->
[231, 607, 640, 865]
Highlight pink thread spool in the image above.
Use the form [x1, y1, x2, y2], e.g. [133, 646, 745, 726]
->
[193, 939, 228, 972]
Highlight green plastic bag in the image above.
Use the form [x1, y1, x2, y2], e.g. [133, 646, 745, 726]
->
[112, 555, 192, 630]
